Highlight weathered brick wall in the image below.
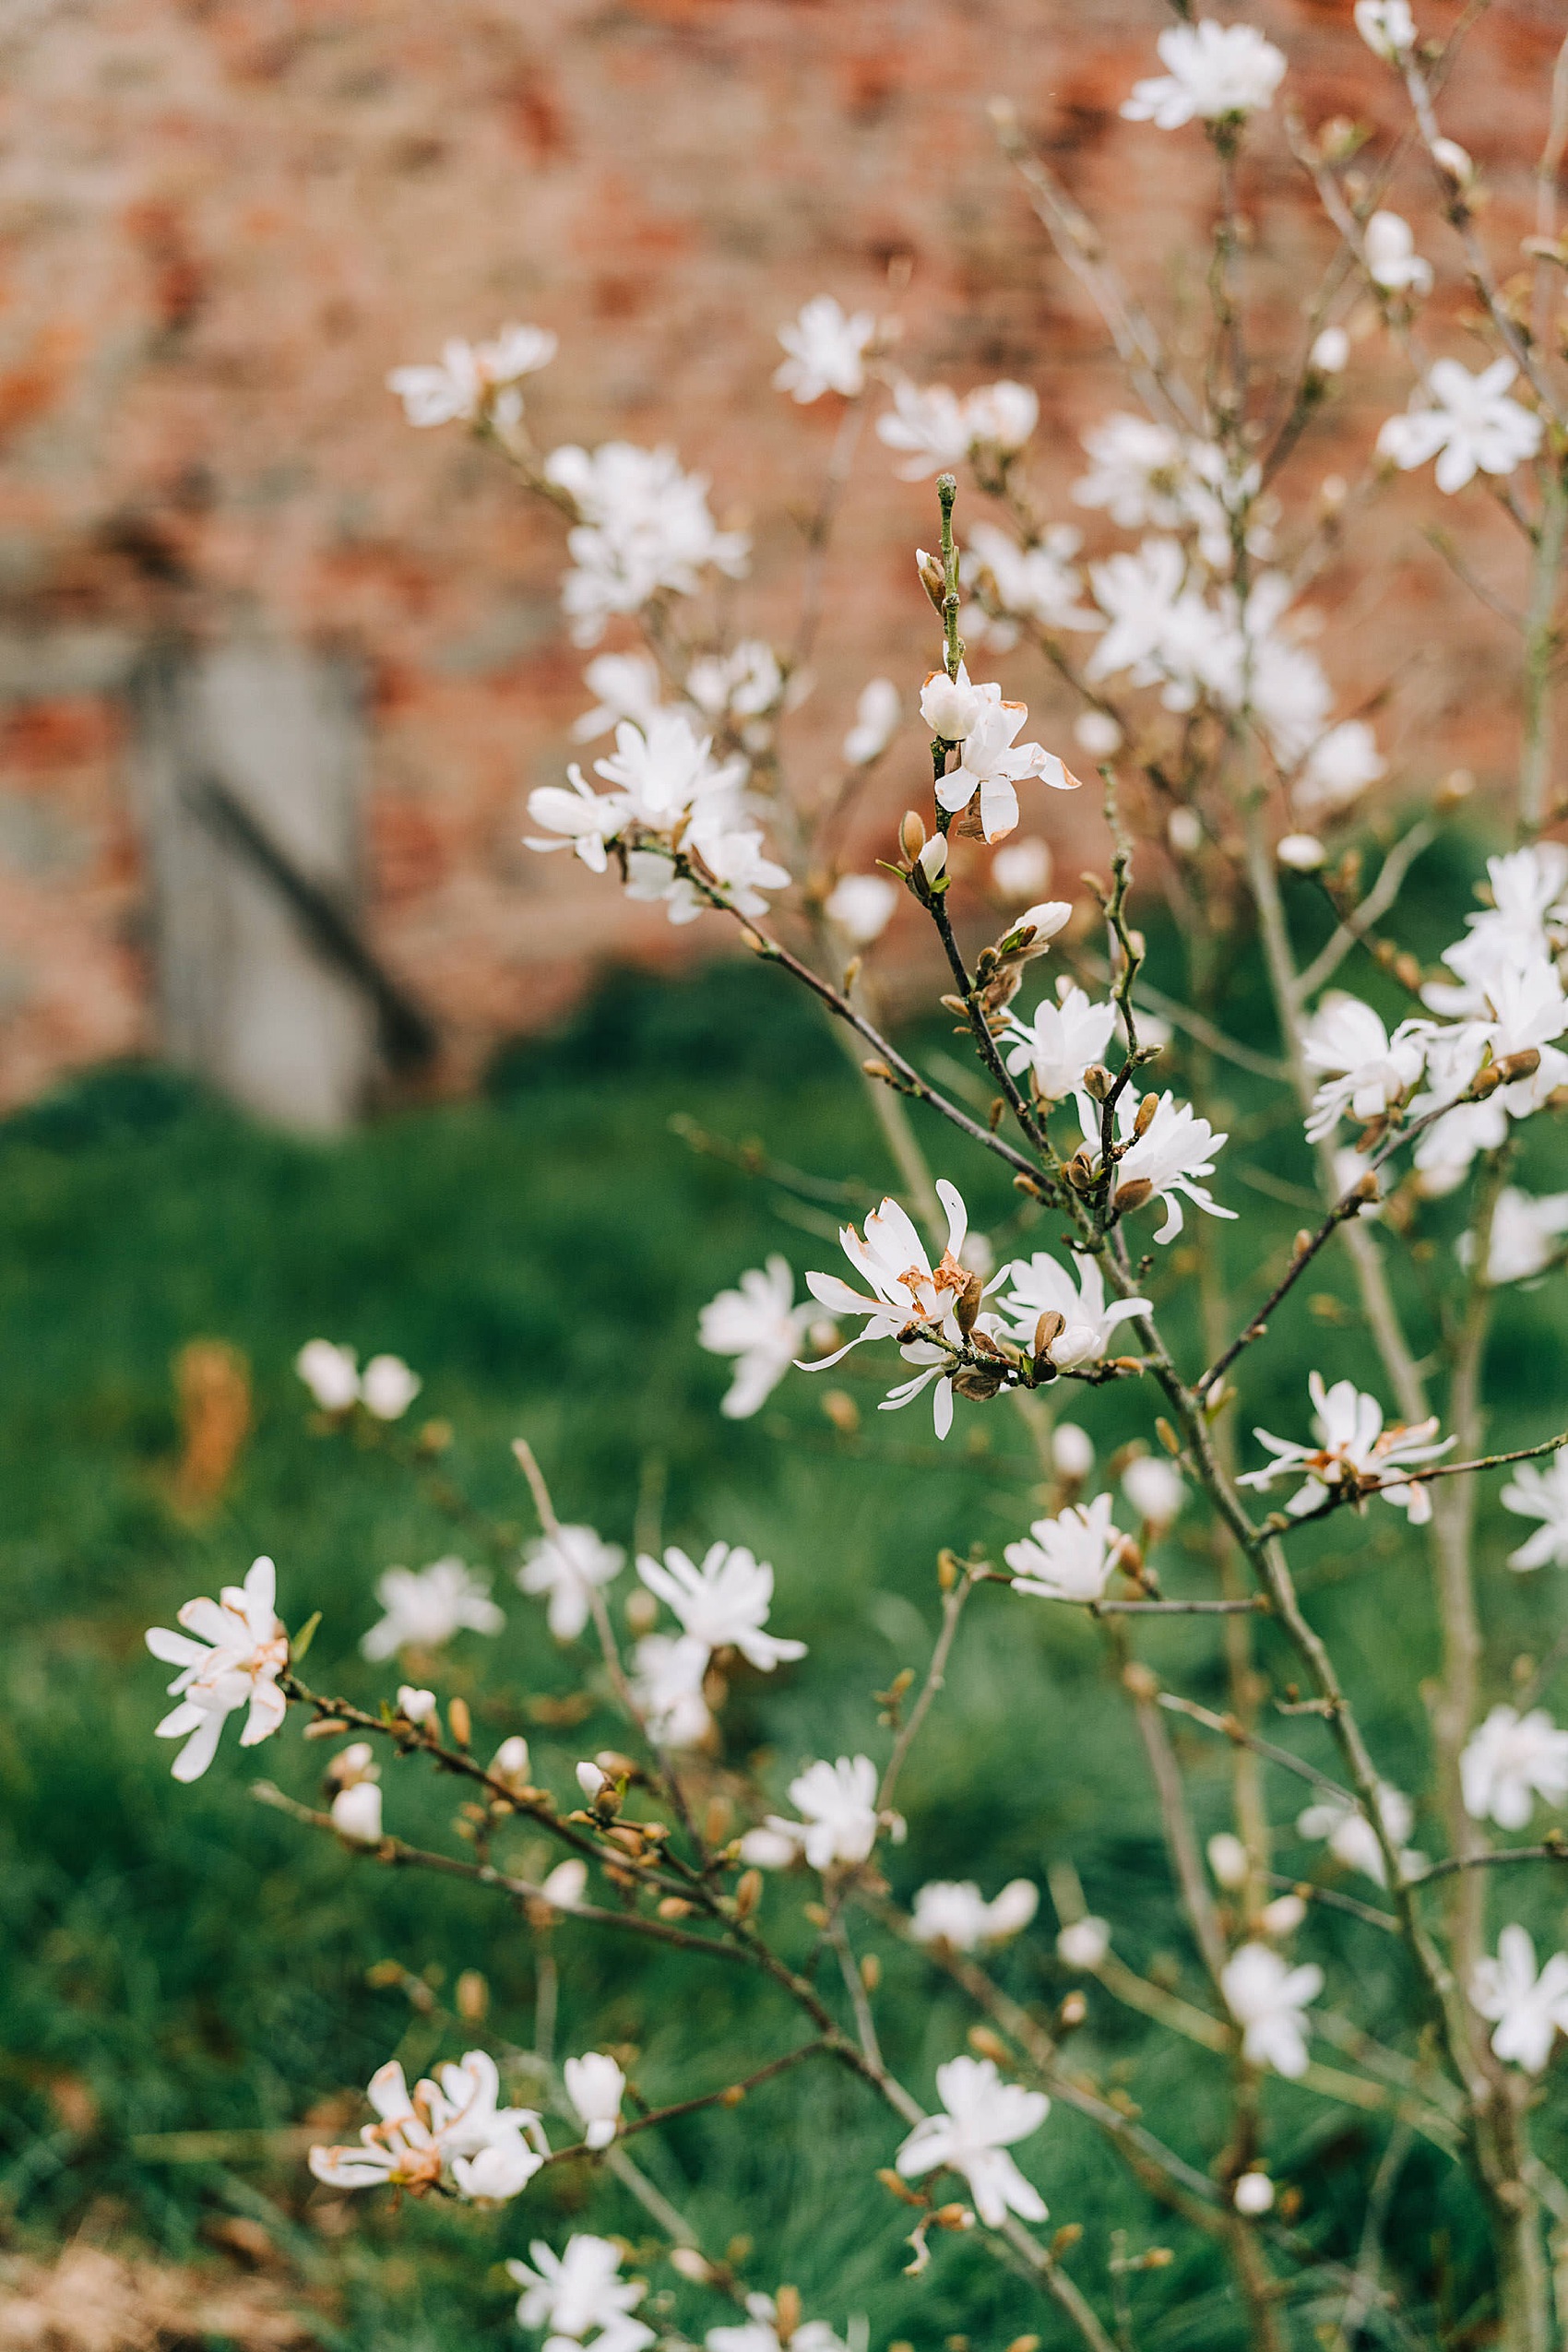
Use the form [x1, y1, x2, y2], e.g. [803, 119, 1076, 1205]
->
[0, 0, 1561, 1107]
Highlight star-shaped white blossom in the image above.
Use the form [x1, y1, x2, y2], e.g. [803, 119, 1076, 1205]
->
[934, 686, 1078, 843]
[517, 1525, 625, 1642]
[1378, 358, 1543, 494]
[388, 324, 557, 427]
[909, 1879, 1039, 1951]
[310, 2051, 548, 2200]
[1301, 993, 1430, 1142]
[1221, 1943, 1323, 2077]
[146, 1556, 289, 1783]
[1004, 1493, 1128, 1602]
[895, 2055, 1049, 2227]
[1502, 1450, 1568, 1571]
[1461, 1706, 1568, 1830]
[1122, 21, 1287, 129]
[698, 1257, 814, 1419]
[993, 1248, 1149, 1368]
[1083, 1089, 1238, 1242]
[774, 295, 876, 403]
[1297, 1783, 1423, 1886]
[636, 1542, 806, 1672]
[841, 678, 901, 766]
[1470, 1926, 1568, 2073]
[509, 2235, 654, 2352]
[749, 1754, 883, 1871]
[1240, 1372, 1452, 1525]
[1003, 980, 1118, 1106]
[804, 1180, 976, 1439]
[362, 1557, 505, 1659]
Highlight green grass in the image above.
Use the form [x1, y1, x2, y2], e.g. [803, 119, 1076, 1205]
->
[1, 911, 1565, 2349]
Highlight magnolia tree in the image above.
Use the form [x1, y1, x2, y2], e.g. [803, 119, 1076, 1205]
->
[145, 9, 1568, 2347]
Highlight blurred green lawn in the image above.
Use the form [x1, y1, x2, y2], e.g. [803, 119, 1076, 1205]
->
[1, 892, 1565, 2348]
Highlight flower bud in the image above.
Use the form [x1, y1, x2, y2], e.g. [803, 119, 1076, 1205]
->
[1080, 1063, 1114, 1100]
[898, 809, 927, 861]
[917, 834, 948, 884]
[669, 2247, 713, 2285]
[735, 1867, 764, 1918]
[1496, 1047, 1541, 1083]
[330, 1781, 384, 1846]
[1431, 136, 1474, 187]
[1277, 832, 1326, 873]
[447, 1696, 471, 1750]
[1134, 1093, 1158, 1137]
[956, 1267, 985, 1335]
[967, 2025, 1011, 2064]
[1112, 1176, 1155, 1216]
[1309, 326, 1349, 374]
[915, 548, 946, 612]
[1233, 2170, 1275, 2216]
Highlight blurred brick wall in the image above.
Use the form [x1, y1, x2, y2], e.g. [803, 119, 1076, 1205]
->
[0, 0, 1561, 1108]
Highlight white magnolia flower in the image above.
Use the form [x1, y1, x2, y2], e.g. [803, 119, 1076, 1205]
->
[1122, 1455, 1184, 1530]
[1297, 1783, 1421, 1886]
[994, 1248, 1149, 1368]
[1085, 539, 1207, 685]
[295, 1338, 361, 1412]
[527, 712, 743, 873]
[920, 665, 986, 741]
[1460, 1187, 1568, 1286]
[1301, 993, 1430, 1142]
[362, 1557, 505, 1659]
[1074, 415, 1189, 532]
[360, 1354, 422, 1421]
[398, 1685, 438, 1725]
[963, 522, 1099, 646]
[636, 1542, 806, 1671]
[1356, 0, 1416, 59]
[1123, 21, 1287, 128]
[1470, 1926, 1568, 2073]
[909, 1879, 1039, 1950]
[563, 2052, 625, 2151]
[1295, 719, 1384, 823]
[1221, 1943, 1323, 2078]
[1363, 211, 1433, 296]
[699, 1256, 815, 1419]
[543, 442, 749, 644]
[1057, 1915, 1111, 1969]
[935, 686, 1077, 842]
[1087, 1089, 1237, 1242]
[1241, 1372, 1451, 1525]
[146, 1555, 289, 1783]
[708, 2295, 850, 2352]
[388, 324, 556, 427]
[518, 1525, 626, 1642]
[1378, 358, 1543, 494]
[493, 1734, 531, 1784]
[991, 836, 1052, 904]
[1461, 1706, 1568, 1830]
[331, 1780, 384, 1844]
[572, 650, 665, 742]
[756, 1754, 881, 1871]
[1310, 326, 1350, 374]
[1005, 1493, 1127, 1603]
[1051, 1422, 1096, 1481]
[540, 1859, 588, 1910]
[877, 380, 972, 479]
[509, 2234, 653, 2351]
[842, 677, 901, 766]
[825, 873, 899, 946]
[1003, 980, 1118, 1106]
[964, 380, 1039, 453]
[1208, 1832, 1249, 1890]
[310, 2051, 548, 2200]
[804, 1180, 974, 1440]
[774, 295, 875, 403]
[629, 1633, 712, 1747]
[1234, 2171, 1276, 2216]
[1502, 1451, 1568, 1570]
[895, 2055, 1049, 2227]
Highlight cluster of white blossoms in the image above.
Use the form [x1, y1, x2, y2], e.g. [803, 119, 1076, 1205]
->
[918, 665, 1079, 843]
[875, 378, 1040, 480]
[1241, 1372, 1453, 1527]
[295, 1339, 422, 1421]
[387, 324, 558, 430]
[909, 1876, 1039, 1951]
[508, 2232, 653, 2352]
[1222, 1943, 1322, 2078]
[309, 2050, 550, 2203]
[544, 443, 750, 647]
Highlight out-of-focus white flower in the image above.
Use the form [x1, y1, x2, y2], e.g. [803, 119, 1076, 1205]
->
[825, 873, 899, 946]
[629, 1632, 712, 1747]
[699, 1257, 815, 1420]
[146, 1556, 290, 1783]
[1310, 327, 1350, 374]
[991, 837, 1052, 904]
[362, 1558, 505, 1659]
[1052, 1422, 1096, 1481]
[1431, 137, 1475, 185]
[1123, 21, 1287, 128]
[1005, 1493, 1128, 1603]
[360, 1354, 422, 1421]
[804, 1180, 975, 1440]
[1470, 1926, 1568, 2073]
[995, 1247, 1149, 1367]
[1502, 1450, 1568, 1570]
[528, 711, 747, 873]
[1075, 709, 1123, 757]
[1460, 1187, 1568, 1286]
[935, 687, 1077, 843]
[707, 2295, 851, 2352]
[1056, 1915, 1111, 1969]
[540, 1859, 588, 1910]
[877, 380, 972, 479]
[1295, 719, 1384, 823]
[518, 1525, 626, 1642]
[1261, 1894, 1307, 1938]
[685, 640, 783, 724]
[572, 651, 665, 742]
[737, 1823, 801, 1871]
[1379, 358, 1543, 493]
[1461, 1706, 1568, 1830]
[909, 1879, 1039, 1950]
[1301, 993, 1429, 1142]
[509, 2234, 653, 2350]
[1075, 416, 1188, 531]
[296, 1339, 361, 1412]
[1356, 0, 1416, 58]
[563, 2052, 625, 2151]
[543, 441, 750, 644]
[1208, 1832, 1249, 1890]
[896, 2055, 1049, 2227]
[398, 1685, 437, 1725]
[1241, 1372, 1452, 1525]
[1122, 1455, 1184, 1529]
[1277, 832, 1326, 872]
[492, 1734, 531, 1784]
[1234, 2171, 1275, 2215]
[1003, 981, 1118, 1107]
[331, 1780, 384, 1844]
[576, 1760, 608, 1801]
[774, 295, 876, 403]
[1364, 212, 1433, 296]
[963, 524, 1099, 647]
[1169, 805, 1204, 855]
[842, 678, 901, 766]
[964, 381, 1039, 452]
[1222, 1943, 1322, 2077]
[755, 1755, 881, 1871]
[310, 2051, 547, 2199]
[1298, 1783, 1421, 1886]
[636, 1542, 805, 1672]
[388, 324, 556, 427]
[1087, 1089, 1237, 1242]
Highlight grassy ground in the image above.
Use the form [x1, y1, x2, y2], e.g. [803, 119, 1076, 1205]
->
[1, 896, 1565, 2349]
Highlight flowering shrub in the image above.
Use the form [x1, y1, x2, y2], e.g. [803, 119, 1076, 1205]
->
[143, 13, 1568, 2349]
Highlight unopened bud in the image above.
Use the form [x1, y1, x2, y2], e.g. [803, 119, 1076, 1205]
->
[1291, 1228, 1313, 1259]
[899, 809, 927, 861]
[447, 1696, 471, 1751]
[669, 2247, 712, 2285]
[1496, 1047, 1541, 1083]
[916, 549, 946, 612]
[1353, 1171, 1381, 1204]
[861, 1952, 882, 1991]
[1122, 1659, 1158, 1700]
[1134, 1093, 1158, 1137]
[1112, 1177, 1155, 1216]
[456, 1968, 489, 2021]
[956, 1267, 984, 1335]
[1471, 1063, 1503, 1097]
[939, 992, 968, 1016]
[968, 2025, 1010, 2064]
[1081, 1063, 1114, 1100]
[1057, 1990, 1087, 2028]
[774, 2287, 802, 2344]
[1156, 1417, 1180, 1456]
[1394, 951, 1423, 992]
[735, 1867, 764, 1919]
[657, 1895, 695, 1918]
[861, 1058, 894, 1082]
[1051, 2224, 1084, 2257]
